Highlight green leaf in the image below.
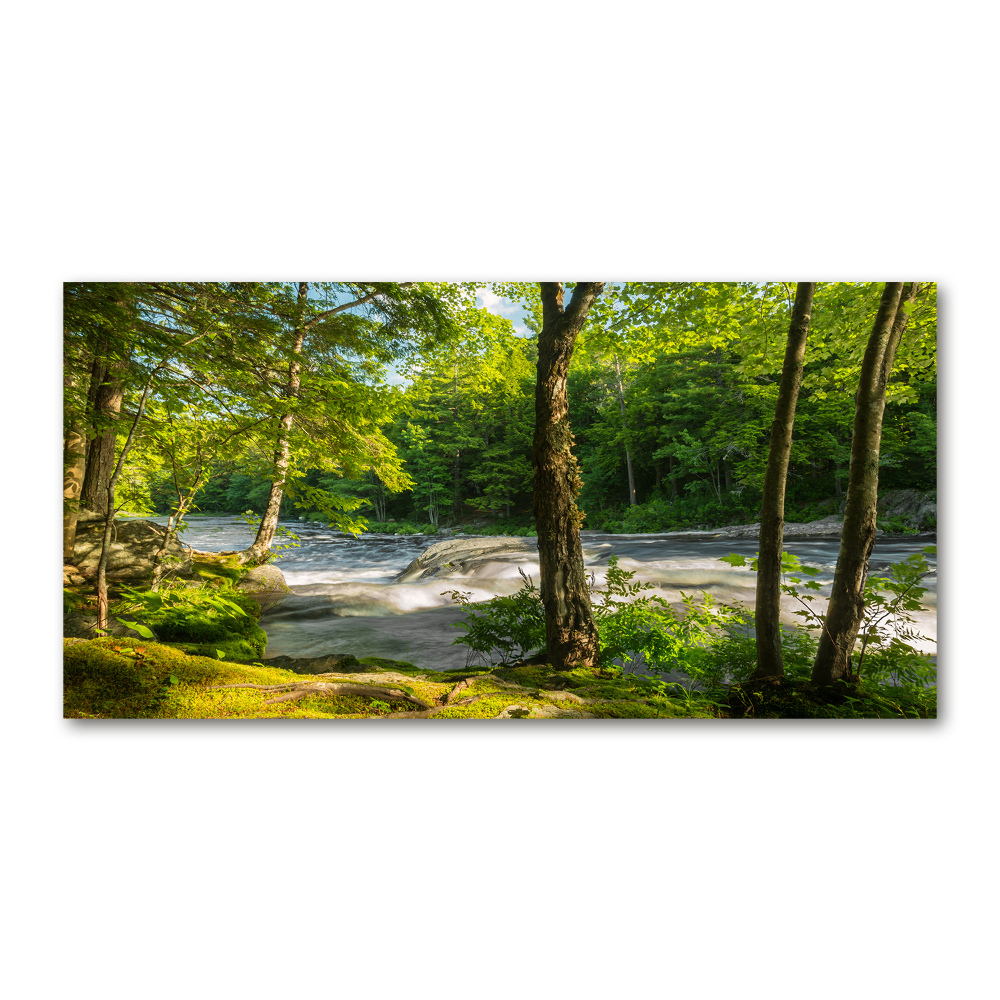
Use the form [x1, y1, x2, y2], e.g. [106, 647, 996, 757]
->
[114, 618, 156, 639]
[169, 675, 179, 685]
[215, 650, 227, 659]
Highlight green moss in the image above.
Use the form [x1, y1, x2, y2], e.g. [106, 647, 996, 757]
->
[433, 693, 522, 719]
[67, 638, 926, 721]
[190, 553, 246, 584]
[357, 656, 422, 674]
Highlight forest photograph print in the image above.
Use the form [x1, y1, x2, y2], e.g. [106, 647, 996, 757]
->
[62, 281, 937, 720]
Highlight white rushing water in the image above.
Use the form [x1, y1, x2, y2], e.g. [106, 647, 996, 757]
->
[136, 515, 938, 672]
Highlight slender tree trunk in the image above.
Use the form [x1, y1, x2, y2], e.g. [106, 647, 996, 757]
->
[95, 379, 157, 631]
[63, 420, 87, 561]
[613, 354, 637, 506]
[753, 282, 815, 678]
[80, 352, 123, 514]
[63, 351, 90, 561]
[668, 455, 677, 499]
[533, 282, 604, 670]
[242, 283, 309, 564]
[811, 282, 917, 684]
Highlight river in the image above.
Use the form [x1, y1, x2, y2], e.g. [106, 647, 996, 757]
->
[135, 515, 938, 672]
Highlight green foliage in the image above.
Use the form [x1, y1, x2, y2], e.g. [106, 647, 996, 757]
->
[444, 568, 546, 667]
[445, 557, 743, 698]
[876, 515, 920, 535]
[720, 546, 936, 689]
[235, 510, 300, 561]
[112, 583, 267, 658]
[464, 522, 537, 537]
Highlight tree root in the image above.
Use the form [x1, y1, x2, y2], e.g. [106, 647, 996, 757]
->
[209, 681, 432, 709]
[377, 694, 488, 719]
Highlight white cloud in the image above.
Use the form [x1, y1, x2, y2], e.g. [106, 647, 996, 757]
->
[477, 289, 521, 316]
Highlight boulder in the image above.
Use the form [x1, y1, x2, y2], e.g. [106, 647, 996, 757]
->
[707, 515, 865, 539]
[235, 564, 290, 595]
[876, 490, 937, 531]
[72, 516, 192, 582]
[259, 653, 361, 675]
[395, 536, 537, 583]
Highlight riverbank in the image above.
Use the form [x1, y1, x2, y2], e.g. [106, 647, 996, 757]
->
[63, 637, 935, 719]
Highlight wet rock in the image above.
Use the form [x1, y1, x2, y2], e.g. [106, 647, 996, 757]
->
[260, 653, 361, 674]
[395, 536, 537, 583]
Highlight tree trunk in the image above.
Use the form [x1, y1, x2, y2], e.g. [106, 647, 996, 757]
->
[80, 353, 123, 514]
[243, 283, 309, 564]
[811, 282, 917, 685]
[753, 282, 815, 679]
[668, 455, 677, 499]
[533, 282, 604, 670]
[95, 379, 157, 631]
[613, 354, 637, 506]
[63, 419, 87, 561]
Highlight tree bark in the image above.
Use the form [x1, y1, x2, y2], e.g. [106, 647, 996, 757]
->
[95, 379, 157, 631]
[753, 282, 815, 678]
[811, 282, 917, 684]
[242, 283, 309, 564]
[63, 349, 91, 561]
[63, 419, 88, 561]
[533, 282, 604, 670]
[80, 352, 123, 514]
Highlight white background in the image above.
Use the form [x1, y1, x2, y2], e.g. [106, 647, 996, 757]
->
[2, 3, 993, 998]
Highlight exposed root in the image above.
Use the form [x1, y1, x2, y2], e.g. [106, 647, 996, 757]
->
[210, 681, 432, 709]
[378, 694, 488, 719]
[443, 678, 475, 703]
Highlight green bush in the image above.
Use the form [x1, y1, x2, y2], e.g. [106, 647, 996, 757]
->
[112, 584, 268, 658]
[445, 556, 744, 685]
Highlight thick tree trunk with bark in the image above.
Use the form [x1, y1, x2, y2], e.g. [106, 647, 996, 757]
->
[242, 283, 309, 564]
[753, 282, 815, 678]
[80, 353, 124, 514]
[811, 282, 917, 684]
[533, 282, 604, 670]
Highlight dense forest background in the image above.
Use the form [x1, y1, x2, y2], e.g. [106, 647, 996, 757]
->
[69, 281, 935, 537]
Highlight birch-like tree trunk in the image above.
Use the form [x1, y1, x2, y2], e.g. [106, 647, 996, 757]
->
[242, 282, 309, 564]
[753, 282, 815, 678]
[811, 282, 918, 684]
[533, 282, 604, 670]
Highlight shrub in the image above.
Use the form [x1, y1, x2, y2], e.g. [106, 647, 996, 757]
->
[111, 584, 268, 658]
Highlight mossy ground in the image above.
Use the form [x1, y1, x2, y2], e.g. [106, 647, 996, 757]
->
[63, 639, 935, 720]
[63, 639, 725, 719]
